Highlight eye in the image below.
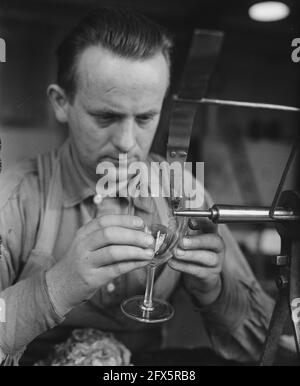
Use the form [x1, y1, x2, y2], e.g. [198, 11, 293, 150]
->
[136, 114, 156, 125]
[92, 113, 121, 126]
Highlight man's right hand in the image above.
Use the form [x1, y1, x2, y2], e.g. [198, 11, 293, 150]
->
[45, 214, 154, 316]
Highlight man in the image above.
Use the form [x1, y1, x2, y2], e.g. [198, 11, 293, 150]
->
[0, 7, 273, 365]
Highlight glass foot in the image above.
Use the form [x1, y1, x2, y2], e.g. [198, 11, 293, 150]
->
[121, 296, 174, 323]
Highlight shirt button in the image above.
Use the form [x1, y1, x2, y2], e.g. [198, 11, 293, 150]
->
[106, 282, 116, 293]
[93, 194, 103, 205]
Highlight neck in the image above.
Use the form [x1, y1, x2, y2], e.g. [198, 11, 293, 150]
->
[69, 139, 98, 190]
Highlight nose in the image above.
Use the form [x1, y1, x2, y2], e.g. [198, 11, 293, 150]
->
[112, 118, 136, 153]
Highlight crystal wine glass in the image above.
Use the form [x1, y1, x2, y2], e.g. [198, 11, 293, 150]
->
[121, 197, 187, 323]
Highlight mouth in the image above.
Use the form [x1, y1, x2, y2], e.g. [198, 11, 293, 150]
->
[98, 155, 138, 166]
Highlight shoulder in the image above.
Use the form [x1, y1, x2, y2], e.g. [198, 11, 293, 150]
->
[0, 149, 58, 212]
[0, 159, 38, 210]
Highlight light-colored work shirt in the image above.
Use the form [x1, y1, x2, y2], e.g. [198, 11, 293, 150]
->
[0, 138, 274, 365]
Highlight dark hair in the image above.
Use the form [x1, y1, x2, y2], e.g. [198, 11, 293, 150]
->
[56, 7, 173, 100]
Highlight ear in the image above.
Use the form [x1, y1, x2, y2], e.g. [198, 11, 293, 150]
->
[47, 84, 70, 123]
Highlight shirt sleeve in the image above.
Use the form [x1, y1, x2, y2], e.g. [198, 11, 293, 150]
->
[0, 166, 64, 363]
[181, 173, 274, 362]
[0, 269, 64, 362]
[185, 223, 274, 362]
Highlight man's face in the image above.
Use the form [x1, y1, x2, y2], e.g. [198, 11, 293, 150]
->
[66, 45, 170, 182]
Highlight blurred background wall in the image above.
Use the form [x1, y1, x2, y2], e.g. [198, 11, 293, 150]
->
[0, 0, 299, 296]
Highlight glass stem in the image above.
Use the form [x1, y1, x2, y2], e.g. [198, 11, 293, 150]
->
[142, 264, 156, 311]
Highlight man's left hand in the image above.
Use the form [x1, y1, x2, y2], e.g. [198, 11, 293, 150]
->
[168, 231, 225, 306]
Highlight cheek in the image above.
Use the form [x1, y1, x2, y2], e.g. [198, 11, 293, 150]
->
[136, 127, 156, 152]
[70, 115, 108, 151]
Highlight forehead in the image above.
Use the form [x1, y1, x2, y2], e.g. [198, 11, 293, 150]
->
[74, 45, 169, 106]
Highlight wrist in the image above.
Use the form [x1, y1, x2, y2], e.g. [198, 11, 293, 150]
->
[45, 266, 73, 317]
[184, 274, 222, 306]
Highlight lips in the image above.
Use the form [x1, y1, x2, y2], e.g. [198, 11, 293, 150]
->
[98, 156, 138, 166]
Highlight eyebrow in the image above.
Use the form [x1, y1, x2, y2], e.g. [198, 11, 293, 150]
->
[88, 108, 160, 116]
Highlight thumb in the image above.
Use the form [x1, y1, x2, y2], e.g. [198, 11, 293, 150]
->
[188, 217, 218, 234]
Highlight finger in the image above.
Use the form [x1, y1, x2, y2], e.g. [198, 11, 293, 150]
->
[180, 234, 224, 253]
[188, 217, 217, 233]
[89, 245, 154, 267]
[168, 259, 219, 279]
[99, 260, 149, 282]
[79, 214, 145, 236]
[88, 226, 154, 251]
[174, 248, 220, 268]
[168, 259, 209, 278]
